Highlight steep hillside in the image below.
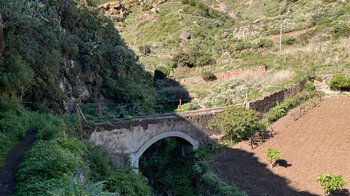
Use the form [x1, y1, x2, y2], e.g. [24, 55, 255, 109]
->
[0, 0, 155, 114]
[110, 0, 350, 109]
[117, 0, 349, 70]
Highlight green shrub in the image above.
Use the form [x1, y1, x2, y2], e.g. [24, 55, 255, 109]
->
[329, 73, 350, 91]
[332, 23, 350, 38]
[35, 114, 66, 140]
[316, 174, 347, 195]
[282, 36, 296, 45]
[208, 107, 264, 141]
[0, 99, 35, 167]
[200, 172, 244, 196]
[171, 52, 195, 68]
[196, 55, 215, 67]
[265, 148, 283, 168]
[175, 102, 200, 112]
[105, 169, 153, 196]
[257, 39, 274, 48]
[264, 89, 317, 123]
[15, 139, 85, 196]
[201, 71, 217, 81]
[265, 104, 287, 123]
[304, 80, 315, 92]
[234, 41, 252, 51]
[171, 50, 214, 68]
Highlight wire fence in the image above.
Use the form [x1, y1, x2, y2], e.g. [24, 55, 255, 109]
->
[21, 98, 195, 121]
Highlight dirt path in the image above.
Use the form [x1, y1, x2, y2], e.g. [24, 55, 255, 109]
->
[209, 97, 350, 195]
[0, 128, 37, 196]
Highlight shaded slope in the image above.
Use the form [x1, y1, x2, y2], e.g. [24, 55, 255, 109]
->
[0, 128, 37, 196]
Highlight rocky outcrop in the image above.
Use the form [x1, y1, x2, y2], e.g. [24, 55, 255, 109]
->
[0, 15, 4, 58]
[98, 1, 131, 19]
[59, 59, 95, 112]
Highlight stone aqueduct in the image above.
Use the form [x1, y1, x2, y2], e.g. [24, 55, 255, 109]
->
[89, 81, 306, 168]
[90, 108, 223, 168]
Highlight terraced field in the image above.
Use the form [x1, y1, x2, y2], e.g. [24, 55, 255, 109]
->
[210, 96, 350, 195]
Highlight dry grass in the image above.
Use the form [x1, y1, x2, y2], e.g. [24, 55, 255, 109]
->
[279, 37, 350, 75]
[193, 69, 296, 108]
[236, 69, 295, 88]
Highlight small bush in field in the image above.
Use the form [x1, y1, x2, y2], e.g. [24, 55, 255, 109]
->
[304, 80, 315, 92]
[329, 73, 350, 91]
[265, 148, 283, 168]
[201, 71, 217, 81]
[282, 36, 296, 45]
[316, 174, 347, 195]
[332, 23, 350, 38]
[257, 39, 274, 48]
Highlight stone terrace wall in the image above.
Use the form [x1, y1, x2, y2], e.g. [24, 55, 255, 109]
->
[179, 66, 267, 85]
[249, 80, 306, 113]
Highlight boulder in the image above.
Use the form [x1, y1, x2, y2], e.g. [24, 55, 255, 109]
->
[221, 32, 229, 39]
[98, 1, 129, 19]
[229, 11, 238, 20]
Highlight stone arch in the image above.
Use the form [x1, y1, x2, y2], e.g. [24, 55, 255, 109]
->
[130, 131, 199, 169]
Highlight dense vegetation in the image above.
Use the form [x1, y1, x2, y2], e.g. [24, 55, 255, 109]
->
[140, 138, 245, 196]
[11, 102, 152, 195]
[1, 0, 349, 195]
[0, 99, 35, 167]
[208, 107, 264, 142]
[0, 0, 155, 114]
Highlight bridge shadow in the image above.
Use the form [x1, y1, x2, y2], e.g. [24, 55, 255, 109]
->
[208, 146, 318, 196]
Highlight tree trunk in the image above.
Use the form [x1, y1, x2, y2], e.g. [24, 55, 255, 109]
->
[0, 14, 4, 58]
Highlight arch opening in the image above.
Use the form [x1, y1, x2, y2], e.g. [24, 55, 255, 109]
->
[130, 131, 198, 169]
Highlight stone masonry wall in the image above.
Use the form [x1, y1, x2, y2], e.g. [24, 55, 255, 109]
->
[249, 80, 306, 113]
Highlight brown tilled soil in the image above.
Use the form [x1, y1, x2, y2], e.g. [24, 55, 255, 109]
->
[209, 97, 350, 196]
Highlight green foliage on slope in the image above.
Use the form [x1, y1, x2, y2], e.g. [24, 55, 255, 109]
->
[0, 99, 35, 167]
[0, 0, 155, 114]
[9, 105, 153, 195]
